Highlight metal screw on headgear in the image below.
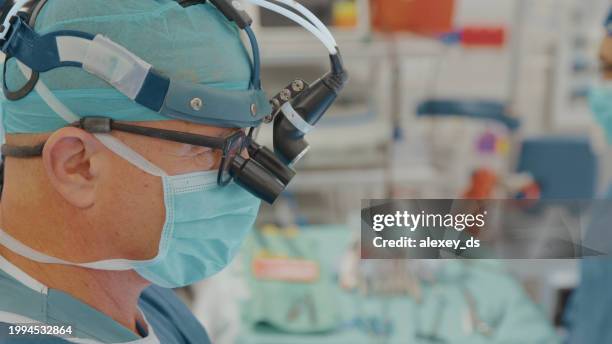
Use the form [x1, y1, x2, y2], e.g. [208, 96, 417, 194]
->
[190, 98, 203, 111]
[251, 104, 258, 117]
[291, 80, 305, 92]
[280, 89, 291, 101]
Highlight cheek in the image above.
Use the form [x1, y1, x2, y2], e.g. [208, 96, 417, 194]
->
[99, 161, 166, 260]
[162, 151, 221, 175]
[193, 151, 220, 171]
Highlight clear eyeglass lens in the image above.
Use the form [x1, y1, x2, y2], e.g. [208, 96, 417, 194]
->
[219, 133, 246, 185]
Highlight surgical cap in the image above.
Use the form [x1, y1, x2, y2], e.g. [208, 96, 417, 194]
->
[1, 0, 253, 134]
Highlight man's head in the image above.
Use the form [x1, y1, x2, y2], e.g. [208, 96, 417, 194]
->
[0, 0, 257, 274]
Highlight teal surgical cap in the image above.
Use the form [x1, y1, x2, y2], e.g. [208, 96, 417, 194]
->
[1, 0, 253, 134]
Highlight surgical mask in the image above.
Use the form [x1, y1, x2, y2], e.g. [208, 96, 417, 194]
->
[589, 83, 612, 144]
[0, 134, 261, 288]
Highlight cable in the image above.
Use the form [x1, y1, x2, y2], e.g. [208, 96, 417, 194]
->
[273, 0, 337, 46]
[245, 26, 262, 89]
[245, 0, 337, 54]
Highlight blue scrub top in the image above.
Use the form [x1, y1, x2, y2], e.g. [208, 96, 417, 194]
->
[0, 255, 211, 343]
[564, 186, 612, 344]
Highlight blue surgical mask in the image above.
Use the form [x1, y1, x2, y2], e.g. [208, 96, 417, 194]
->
[135, 170, 260, 287]
[0, 134, 261, 288]
[589, 83, 612, 144]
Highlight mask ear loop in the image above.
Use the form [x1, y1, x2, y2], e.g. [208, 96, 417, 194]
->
[94, 134, 168, 177]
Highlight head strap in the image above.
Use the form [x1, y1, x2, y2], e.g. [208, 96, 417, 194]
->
[0, 0, 270, 128]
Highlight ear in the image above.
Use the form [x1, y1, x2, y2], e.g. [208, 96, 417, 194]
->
[42, 127, 104, 208]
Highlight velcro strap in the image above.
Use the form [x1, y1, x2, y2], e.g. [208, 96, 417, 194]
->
[82, 35, 152, 100]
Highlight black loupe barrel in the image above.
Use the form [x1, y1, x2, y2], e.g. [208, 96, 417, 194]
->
[230, 156, 286, 204]
[248, 142, 296, 185]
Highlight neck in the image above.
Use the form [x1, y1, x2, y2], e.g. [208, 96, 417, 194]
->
[0, 240, 149, 335]
[0, 167, 152, 335]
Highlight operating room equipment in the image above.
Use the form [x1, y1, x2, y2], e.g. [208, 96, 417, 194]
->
[370, 0, 454, 34]
[233, 226, 561, 343]
[0, 0, 348, 204]
[415, 99, 521, 198]
[242, 226, 341, 334]
[413, 287, 494, 342]
[354, 258, 501, 342]
[414, 293, 447, 343]
[517, 136, 597, 200]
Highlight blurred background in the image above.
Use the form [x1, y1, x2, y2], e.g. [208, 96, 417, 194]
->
[181, 0, 612, 342]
